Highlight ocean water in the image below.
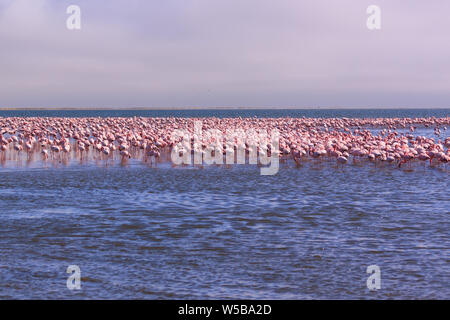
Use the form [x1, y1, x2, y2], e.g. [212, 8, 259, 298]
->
[0, 108, 449, 119]
[0, 109, 448, 299]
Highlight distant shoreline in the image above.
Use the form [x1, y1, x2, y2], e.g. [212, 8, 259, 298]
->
[0, 106, 449, 110]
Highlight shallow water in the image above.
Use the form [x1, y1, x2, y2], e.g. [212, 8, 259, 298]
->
[0, 109, 449, 299]
[1, 108, 449, 119]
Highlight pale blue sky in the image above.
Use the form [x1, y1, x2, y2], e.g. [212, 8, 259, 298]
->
[0, 0, 449, 108]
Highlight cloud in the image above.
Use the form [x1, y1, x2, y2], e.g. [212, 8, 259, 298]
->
[0, 0, 449, 108]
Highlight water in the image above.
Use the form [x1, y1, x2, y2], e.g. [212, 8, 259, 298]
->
[0, 109, 449, 299]
[0, 108, 449, 119]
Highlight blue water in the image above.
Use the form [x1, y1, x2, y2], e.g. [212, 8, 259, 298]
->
[0, 108, 449, 119]
[0, 109, 448, 299]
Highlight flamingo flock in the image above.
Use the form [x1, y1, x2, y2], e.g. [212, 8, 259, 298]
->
[0, 116, 449, 169]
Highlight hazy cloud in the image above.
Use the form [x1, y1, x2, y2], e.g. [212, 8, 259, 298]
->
[0, 0, 449, 108]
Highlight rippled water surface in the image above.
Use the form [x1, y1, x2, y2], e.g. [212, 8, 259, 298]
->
[0, 109, 448, 299]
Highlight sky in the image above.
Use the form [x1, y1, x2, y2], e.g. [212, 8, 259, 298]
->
[0, 0, 449, 108]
